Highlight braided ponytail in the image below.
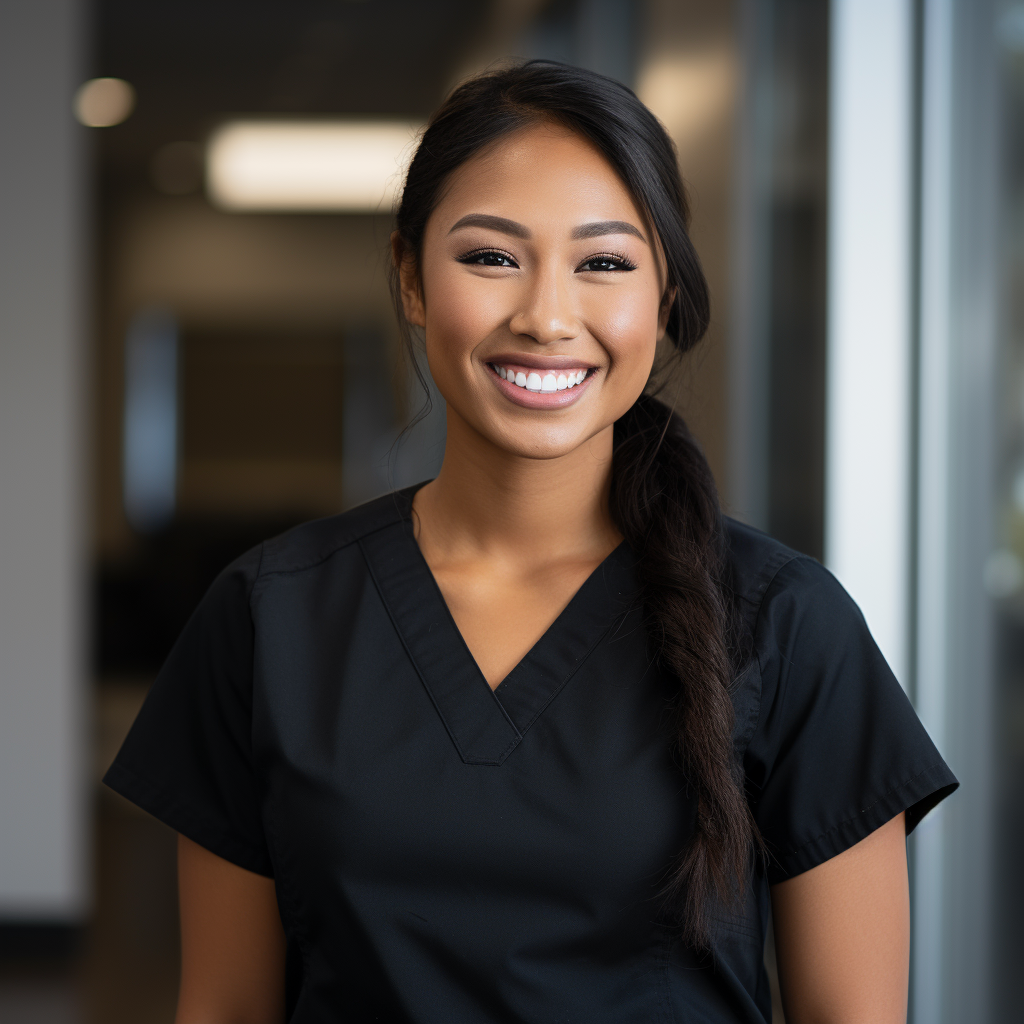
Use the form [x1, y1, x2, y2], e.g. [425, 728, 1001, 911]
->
[611, 395, 758, 945]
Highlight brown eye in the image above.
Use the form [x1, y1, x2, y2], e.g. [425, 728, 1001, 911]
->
[577, 256, 637, 273]
[458, 250, 519, 268]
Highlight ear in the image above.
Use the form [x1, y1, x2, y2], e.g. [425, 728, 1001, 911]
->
[391, 231, 426, 328]
[657, 286, 677, 339]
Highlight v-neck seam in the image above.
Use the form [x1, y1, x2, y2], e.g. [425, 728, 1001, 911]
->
[402, 518, 513, 705]
[499, 607, 632, 738]
[359, 501, 639, 767]
[359, 534, 523, 767]
[486, 543, 637, 737]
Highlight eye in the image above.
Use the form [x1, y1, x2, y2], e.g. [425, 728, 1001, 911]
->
[577, 254, 638, 273]
[457, 249, 519, 269]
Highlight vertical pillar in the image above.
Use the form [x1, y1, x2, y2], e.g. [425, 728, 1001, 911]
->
[912, 2, 954, 1017]
[825, 0, 913, 685]
[913, 0, 998, 1018]
[0, 0, 88, 921]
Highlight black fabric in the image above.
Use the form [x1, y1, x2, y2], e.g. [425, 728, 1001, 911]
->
[105, 486, 958, 1024]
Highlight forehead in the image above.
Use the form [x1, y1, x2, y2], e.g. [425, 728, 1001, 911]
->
[430, 122, 646, 230]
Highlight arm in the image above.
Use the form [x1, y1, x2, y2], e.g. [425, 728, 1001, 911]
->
[770, 812, 909, 1024]
[175, 834, 287, 1024]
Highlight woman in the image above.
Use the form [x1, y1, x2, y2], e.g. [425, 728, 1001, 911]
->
[106, 61, 957, 1023]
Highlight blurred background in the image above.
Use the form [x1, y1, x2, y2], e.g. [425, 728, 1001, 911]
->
[0, 0, 1018, 1020]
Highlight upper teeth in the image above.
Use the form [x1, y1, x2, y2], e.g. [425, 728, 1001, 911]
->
[493, 365, 588, 391]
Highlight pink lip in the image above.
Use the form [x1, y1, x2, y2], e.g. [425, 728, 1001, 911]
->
[487, 353, 598, 373]
[486, 363, 595, 409]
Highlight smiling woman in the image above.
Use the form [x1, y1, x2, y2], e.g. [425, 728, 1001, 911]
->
[104, 61, 957, 1024]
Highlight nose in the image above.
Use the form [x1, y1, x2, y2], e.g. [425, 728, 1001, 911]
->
[508, 264, 580, 345]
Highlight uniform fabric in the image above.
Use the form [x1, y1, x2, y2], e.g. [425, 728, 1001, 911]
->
[105, 485, 957, 1023]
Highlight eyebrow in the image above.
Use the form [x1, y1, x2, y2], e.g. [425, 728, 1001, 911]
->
[447, 214, 646, 243]
[571, 220, 646, 242]
[448, 214, 530, 238]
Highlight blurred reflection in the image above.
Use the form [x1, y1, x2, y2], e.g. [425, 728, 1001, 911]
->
[123, 310, 178, 534]
[992, 12, 1024, 1019]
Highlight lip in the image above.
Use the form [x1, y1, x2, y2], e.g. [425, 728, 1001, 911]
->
[485, 362, 596, 409]
[487, 353, 599, 373]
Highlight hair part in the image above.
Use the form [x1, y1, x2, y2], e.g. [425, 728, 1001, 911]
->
[390, 58, 760, 949]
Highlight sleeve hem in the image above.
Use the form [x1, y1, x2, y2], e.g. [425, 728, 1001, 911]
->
[103, 760, 275, 878]
[765, 761, 959, 884]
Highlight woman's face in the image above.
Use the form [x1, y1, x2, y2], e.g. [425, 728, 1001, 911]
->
[400, 122, 670, 461]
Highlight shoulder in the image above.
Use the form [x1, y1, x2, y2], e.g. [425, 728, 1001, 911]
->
[720, 520, 847, 638]
[723, 517, 865, 660]
[253, 487, 421, 579]
[723, 518, 879, 759]
[722, 516, 803, 609]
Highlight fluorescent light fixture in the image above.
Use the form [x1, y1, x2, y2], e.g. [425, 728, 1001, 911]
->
[206, 121, 422, 212]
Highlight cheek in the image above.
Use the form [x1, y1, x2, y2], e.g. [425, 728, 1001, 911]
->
[421, 266, 505, 366]
[587, 284, 661, 372]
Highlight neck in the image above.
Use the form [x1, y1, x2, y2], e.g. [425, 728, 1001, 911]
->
[413, 408, 621, 563]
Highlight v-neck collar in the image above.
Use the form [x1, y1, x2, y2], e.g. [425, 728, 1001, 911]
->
[360, 487, 638, 766]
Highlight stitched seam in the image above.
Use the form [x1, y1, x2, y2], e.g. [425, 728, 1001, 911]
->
[257, 485, 427, 580]
[746, 555, 814, 742]
[259, 516, 402, 580]
[776, 760, 948, 858]
[730, 555, 802, 766]
[358, 538, 521, 766]
[251, 541, 266, 594]
[511, 606, 633, 737]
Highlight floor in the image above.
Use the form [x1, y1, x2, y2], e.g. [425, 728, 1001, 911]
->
[0, 683, 179, 1024]
[0, 800, 180, 1024]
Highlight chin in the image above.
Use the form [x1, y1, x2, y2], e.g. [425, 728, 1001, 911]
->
[489, 420, 606, 461]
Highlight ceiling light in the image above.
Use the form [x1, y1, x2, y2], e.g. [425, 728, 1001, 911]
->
[74, 77, 135, 127]
[206, 121, 422, 212]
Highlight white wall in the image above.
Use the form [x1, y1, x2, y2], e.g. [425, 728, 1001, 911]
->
[826, 0, 914, 686]
[0, 0, 88, 919]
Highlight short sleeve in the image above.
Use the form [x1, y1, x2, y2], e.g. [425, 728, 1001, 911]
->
[743, 556, 958, 884]
[102, 545, 273, 877]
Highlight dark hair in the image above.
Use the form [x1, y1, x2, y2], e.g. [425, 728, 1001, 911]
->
[389, 59, 758, 948]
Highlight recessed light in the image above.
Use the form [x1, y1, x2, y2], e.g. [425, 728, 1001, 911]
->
[74, 78, 135, 127]
[206, 120, 421, 212]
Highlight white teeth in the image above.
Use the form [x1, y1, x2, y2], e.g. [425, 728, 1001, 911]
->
[497, 365, 588, 390]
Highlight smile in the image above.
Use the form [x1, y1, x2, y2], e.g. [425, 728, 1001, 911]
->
[485, 360, 596, 410]
[489, 363, 589, 392]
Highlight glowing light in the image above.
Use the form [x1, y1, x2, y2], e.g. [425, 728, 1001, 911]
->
[636, 47, 736, 158]
[206, 121, 422, 212]
[74, 77, 135, 127]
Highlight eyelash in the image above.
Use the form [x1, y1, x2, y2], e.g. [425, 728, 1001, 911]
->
[455, 248, 638, 273]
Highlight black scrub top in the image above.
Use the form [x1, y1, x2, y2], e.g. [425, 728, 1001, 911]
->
[105, 486, 957, 1024]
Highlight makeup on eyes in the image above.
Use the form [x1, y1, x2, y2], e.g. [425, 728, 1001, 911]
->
[454, 248, 638, 272]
